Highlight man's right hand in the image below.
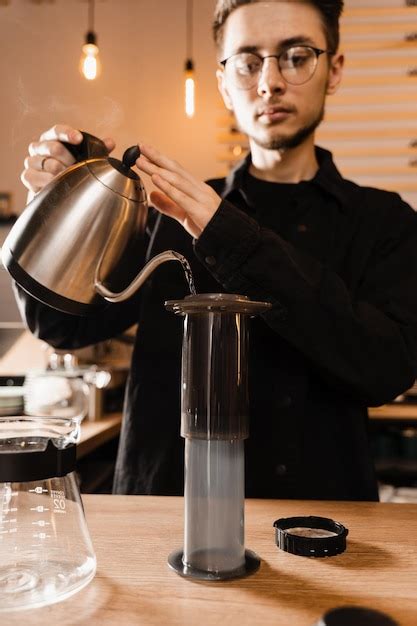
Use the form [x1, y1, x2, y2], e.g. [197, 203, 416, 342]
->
[21, 124, 116, 203]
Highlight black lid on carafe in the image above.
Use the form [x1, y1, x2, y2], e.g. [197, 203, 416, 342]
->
[0, 440, 76, 482]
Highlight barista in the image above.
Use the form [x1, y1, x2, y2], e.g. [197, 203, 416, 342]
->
[17, 0, 417, 500]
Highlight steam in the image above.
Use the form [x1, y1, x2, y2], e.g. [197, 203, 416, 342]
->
[95, 97, 125, 134]
[11, 80, 125, 150]
[16, 76, 34, 118]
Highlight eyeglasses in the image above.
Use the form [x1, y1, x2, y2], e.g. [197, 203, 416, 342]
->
[220, 45, 331, 89]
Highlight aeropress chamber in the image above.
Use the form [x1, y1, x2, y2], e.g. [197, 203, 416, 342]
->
[165, 293, 271, 581]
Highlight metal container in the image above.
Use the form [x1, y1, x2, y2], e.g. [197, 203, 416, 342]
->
[2, 132, 191, 316]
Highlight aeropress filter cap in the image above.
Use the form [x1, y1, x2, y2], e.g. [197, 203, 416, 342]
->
[273, 515, 348, 557]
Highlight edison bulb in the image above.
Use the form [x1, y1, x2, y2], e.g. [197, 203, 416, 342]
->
[185, 76, 195, 118]
[184, 60, 195, 118]
[80, 42, 101, 81]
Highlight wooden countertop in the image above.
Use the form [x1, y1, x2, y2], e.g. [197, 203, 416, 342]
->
[5, 496, 417, 625]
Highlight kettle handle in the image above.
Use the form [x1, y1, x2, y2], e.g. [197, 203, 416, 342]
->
[62, 131, 109, 163]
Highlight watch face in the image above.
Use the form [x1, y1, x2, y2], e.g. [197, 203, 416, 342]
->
[318, 606, 398, 626]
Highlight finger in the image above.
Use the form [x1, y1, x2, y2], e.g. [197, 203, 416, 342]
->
[21, 168, 55, 193]
[149, 190, 186, 222]
[28, 140, 76, 166]
[103, 137, 116, 154]
[151, 173, 198, 215]
[40, 124, 83, 144]
[139, 143, 196, 184]
[136, 154, 161, 177]
[150, 191, 201, 238]
[137, 155, 207, 204]
[24, 155, 67, 176]
[40, 125, 114, 156]
[151, 174, 209, 235]
[137, 155, 181, 189]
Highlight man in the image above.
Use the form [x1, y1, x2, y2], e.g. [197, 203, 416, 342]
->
[19, 0, 417, 501]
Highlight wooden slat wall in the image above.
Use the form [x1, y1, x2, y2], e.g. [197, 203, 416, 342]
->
[216, 1, 417, 206]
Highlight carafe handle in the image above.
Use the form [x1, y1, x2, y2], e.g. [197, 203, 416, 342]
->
[62, 131, 109, 163]
[94, 250, 188, 303]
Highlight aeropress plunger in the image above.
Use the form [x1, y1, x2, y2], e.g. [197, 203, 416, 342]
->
[165, 293, 271, 580]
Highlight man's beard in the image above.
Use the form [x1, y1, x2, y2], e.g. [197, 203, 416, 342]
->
[249, 104, 325, 151]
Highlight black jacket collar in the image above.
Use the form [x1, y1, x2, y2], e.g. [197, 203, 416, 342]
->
[221, 146, 349, 212]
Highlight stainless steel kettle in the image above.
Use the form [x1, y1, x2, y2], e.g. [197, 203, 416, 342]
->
[2, 132, 188, 315]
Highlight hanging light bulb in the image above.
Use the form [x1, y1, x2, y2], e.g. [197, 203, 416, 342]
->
[184, 0, 195, 118]
[185, 59, 195, 118]
[80, 32, 101, 80]
[79, 0, 101, 81]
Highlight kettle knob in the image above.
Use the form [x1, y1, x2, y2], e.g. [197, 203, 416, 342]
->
[122, 145, 141, 169]
[62, 131, 109, 163]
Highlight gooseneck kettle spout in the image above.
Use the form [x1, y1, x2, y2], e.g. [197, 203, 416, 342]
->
[95, 250, 193, 302]
[2, 132, 193, 315]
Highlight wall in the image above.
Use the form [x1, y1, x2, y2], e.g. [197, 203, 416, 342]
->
[0, 0, 221, 215]
[1, 0, 416, 212]
[321, 0, 417, 209]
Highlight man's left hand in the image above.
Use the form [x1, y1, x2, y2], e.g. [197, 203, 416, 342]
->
[136, 144, 222, 239]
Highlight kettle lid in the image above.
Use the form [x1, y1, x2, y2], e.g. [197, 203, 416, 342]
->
[88, 144, 147, 201]
[107, 145, 141, 181]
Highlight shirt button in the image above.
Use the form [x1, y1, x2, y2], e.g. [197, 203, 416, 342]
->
[205, 256, 216, 266]
[275, 464, 287, 477]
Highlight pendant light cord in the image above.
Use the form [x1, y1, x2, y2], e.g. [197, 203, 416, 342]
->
[186, 0, 193, 60]
[88, 0, 95, 34]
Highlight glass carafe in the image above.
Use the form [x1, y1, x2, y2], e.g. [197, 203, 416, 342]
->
[0, 416, 96, 612]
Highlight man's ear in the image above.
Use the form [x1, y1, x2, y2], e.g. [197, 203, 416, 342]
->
[326, 52, 344, 95]
[217, 68, 234, 111]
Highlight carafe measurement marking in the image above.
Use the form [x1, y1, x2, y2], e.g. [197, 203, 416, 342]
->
[33, 532, 51, 540]
[29, 487, 48, 494]
[51, 489, 66, 514]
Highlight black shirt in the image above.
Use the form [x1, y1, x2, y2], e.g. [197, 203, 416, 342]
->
[16, 147, 417, 501]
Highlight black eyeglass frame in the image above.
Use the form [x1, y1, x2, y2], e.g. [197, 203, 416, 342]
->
[219, 45, 333, 88]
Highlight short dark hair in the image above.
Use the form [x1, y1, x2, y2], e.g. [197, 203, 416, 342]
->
[213, 0, 344, 54]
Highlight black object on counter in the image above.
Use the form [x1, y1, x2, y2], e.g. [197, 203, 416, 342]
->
[315, 606, 398, 626]
[273, 515, 348, 557]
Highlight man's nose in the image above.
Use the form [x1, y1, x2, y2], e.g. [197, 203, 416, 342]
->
[257, 57, 286, 96]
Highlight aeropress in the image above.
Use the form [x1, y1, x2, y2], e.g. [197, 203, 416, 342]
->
[166, 293, 271, 580]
